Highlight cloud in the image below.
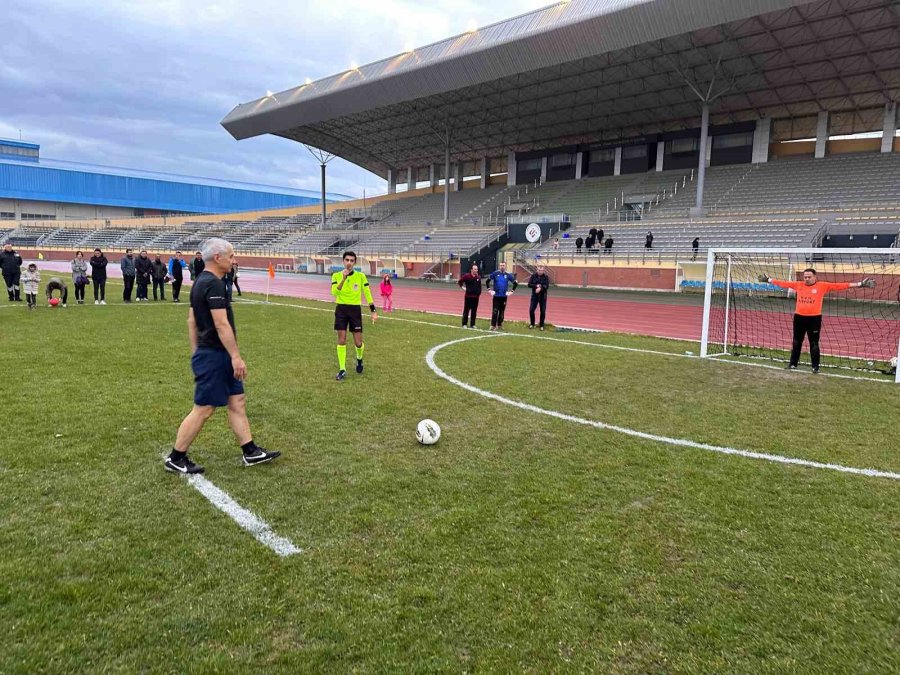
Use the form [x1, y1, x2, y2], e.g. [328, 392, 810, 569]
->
[1, 0, 550, 198]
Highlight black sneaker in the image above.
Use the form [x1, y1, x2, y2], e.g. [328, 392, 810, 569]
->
[812, 367, 820, 374]
[243, 447, 281, 466]
[356, 359, 364, 374]
[164, 454, 205, 474]
[336, 369, 346, 381]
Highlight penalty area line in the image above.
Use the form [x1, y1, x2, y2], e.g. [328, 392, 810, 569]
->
[425, 335, 900, 482]
[186, 474, 302, 557]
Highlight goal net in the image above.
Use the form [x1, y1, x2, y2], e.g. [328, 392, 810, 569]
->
[700, 248, 900, 380]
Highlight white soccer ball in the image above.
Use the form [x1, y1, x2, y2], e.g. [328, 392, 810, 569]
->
[416, 419, 441, 445]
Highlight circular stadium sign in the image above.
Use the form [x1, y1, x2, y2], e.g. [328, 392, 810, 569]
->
[525, 223, 542, 243]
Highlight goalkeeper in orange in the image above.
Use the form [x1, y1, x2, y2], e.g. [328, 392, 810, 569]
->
[757, 268, 875, 373]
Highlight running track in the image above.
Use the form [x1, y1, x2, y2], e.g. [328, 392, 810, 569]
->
[33, 260, 703, 340]
[29, 261, 900, 355]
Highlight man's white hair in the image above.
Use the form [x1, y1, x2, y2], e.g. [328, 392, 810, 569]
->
[200, 237, 232, 262]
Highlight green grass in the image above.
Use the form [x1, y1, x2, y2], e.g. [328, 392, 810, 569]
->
[1, 287, 899, 673]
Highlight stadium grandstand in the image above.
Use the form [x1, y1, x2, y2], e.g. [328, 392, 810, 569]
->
[4, 0, 899, 290]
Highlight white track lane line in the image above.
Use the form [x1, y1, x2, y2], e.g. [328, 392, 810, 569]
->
[425, 334, 900, 482]
[187, 474, 302, 557]
[237, 298, 893, 384]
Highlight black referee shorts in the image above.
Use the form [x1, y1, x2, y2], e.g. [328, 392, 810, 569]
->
[334, 304, 363, 332]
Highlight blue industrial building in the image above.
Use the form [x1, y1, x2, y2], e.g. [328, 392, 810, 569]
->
[0, 138, 349, 220]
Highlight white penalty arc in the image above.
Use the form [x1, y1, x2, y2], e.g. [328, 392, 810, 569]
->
[425, 334, 900, 482]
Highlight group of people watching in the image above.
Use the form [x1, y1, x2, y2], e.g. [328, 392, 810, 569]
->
[0, 245, 242, 308]
[457, 262, 551, 330]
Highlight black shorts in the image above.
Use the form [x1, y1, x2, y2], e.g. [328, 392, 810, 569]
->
[334, 304, 363, 332]
[192, 347, 244, 407]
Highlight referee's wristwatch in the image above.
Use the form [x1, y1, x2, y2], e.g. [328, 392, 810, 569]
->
[369, 304, 377, 313]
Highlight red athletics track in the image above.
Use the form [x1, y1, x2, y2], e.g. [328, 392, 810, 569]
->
[33, 260, 703, 340]
[29, 261, 899, 355]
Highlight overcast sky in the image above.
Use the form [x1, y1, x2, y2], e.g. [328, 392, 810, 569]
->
[1, 0, 551, 198]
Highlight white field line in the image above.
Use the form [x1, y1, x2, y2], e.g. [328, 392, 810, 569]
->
[187, 474, 302, 557]
[237, 298, 891, 384]
[425, 334, 900, 482]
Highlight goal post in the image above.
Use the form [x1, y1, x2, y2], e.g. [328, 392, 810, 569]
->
[699, 248, 900, 381]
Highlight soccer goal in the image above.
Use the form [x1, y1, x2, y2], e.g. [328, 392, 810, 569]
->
[699, 248, 900, 381]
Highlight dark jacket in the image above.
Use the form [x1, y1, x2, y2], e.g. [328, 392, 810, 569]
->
[0, 249, 22, 275]
[135, 255, 153, 281]
[168, 257, 185, 281]
[90, 254, 108, 280]
[596, 229, 604, 243]
[189, 257, 205, 280]
[151, 259, 168, 280]
[604, 237, 614, 249]
[120, 255, 136, 277]
[458, 272, 482, 297]
[575, 237, 584, 249]
[528, 272, 550, 296]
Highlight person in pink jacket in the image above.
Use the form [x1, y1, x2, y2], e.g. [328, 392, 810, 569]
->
[379, 273, 394, 312]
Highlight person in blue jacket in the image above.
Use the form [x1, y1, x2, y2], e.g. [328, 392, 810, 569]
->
[486, 261, 518, 331]
[167, 250, 188, 303]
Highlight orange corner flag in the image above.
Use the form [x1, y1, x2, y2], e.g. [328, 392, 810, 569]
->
[267, 262, 275, 279]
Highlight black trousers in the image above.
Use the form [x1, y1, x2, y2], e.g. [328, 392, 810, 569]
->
[136, 278, 149, 300]
[529, 293, 547, 327]
[491, 296, 508, 327]
[462, 295, 479, 326]
[791, 314, 822, 369]
[152, 278, 165, 300]
[74, 282, 86, 302]
[26, 293, 37, 307]
[171, 279, 182, 301]
[123, 275, 135, 301]
[233, 278, 241, 296]
[93, 278, 106, 301]
[3, 271, 20, 300]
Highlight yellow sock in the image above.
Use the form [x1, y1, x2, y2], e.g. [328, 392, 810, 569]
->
[355, 343, 364, 361]
[337, 344, 347, 370]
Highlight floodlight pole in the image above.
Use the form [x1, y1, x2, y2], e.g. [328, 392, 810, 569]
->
[304, 145, 335, 230]
[696, 103, 710, 210]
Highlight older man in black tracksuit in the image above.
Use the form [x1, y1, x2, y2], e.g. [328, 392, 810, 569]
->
[1, 243, 23, 302]
[527, 264, 551, 330]
[457, 263, 482, 328]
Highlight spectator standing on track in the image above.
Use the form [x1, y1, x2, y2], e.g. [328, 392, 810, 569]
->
[1, 243, 23, 302]
[90, 248, 108, 304]
[527, 264, 551, 331]
[71, 251, 89, 305]
[379, 273, 393, 313]
[486, 261, 517, 331]
[135, 250, 153, 302]
[575, 236, 583, 253]
[457, 263, 482, 328]
[604, 236, 614, 254]
[645, 231, 654, 250]
[189, 251, 204, 281]
[231, 262, 242, 297]
[22, 263, 39, 310]
[151, 255, 168, 301]
[168, 251, 187, 303]
[692, 237, 700, 261]
[757, 268, 875, 373]
[165, 237, 281, 474]
[120, 249, 136, 303]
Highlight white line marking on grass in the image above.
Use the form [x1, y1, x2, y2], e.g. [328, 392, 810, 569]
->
[425, 334, 900, 482]
[187, 474, 303, 557]
[238, 298, 892, 384]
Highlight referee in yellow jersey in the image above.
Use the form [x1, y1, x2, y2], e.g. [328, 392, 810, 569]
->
[332, 251, 377, 380]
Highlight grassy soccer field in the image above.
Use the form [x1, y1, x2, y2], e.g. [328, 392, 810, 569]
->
[1, 285, 899, 673]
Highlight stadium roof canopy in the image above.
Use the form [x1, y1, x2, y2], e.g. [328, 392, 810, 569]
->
[222, 0, 900, 178]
